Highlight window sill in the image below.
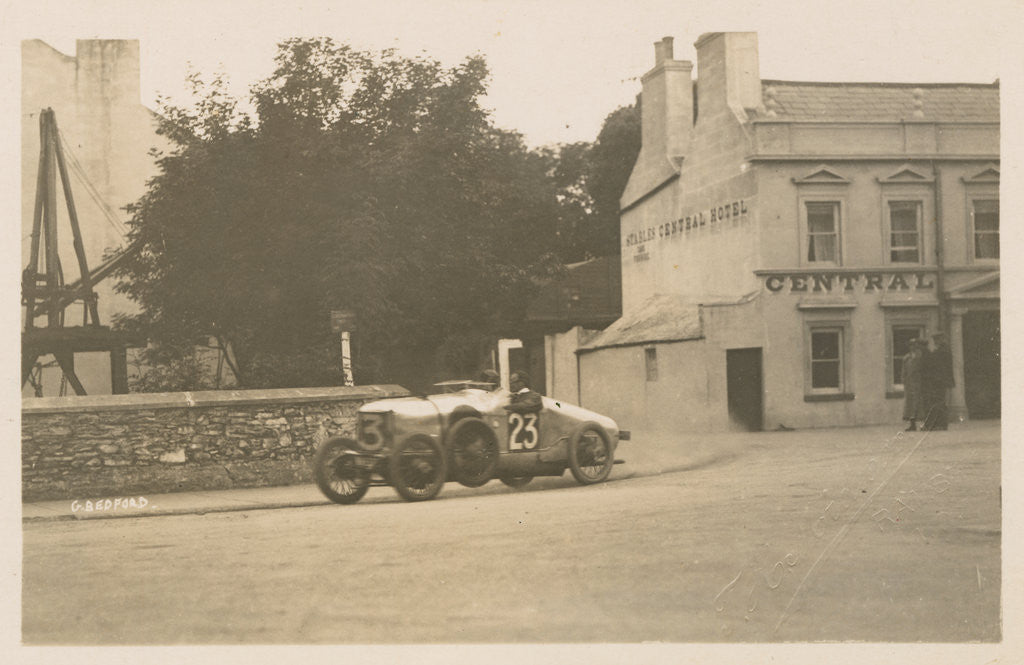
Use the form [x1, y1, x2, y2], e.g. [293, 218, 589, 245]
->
[886, 390, 905, 399]
[804, 392, 855, 403]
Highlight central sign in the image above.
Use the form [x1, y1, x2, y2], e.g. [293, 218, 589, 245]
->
[761, 271, 936, 293]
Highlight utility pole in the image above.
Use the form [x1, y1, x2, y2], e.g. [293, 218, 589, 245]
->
[330, 310, 356, 387]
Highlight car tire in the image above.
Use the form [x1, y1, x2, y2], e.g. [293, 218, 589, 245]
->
[499, 475, 533, 488]
[389, 434, 448, 502]
[313, 436, 371, 505]
[567, 422, 614, 485]
[447, 417, 499, 487]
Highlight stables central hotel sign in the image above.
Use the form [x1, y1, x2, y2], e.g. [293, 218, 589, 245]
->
[623, 198, 750, 252]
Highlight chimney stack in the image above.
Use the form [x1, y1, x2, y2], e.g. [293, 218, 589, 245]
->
[639, 37, 694, 168]
[694, 32, 762, 117]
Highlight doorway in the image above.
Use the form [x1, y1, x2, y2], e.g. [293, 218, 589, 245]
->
[962, 310, 1000, 419]
[727, 347, 763, 431]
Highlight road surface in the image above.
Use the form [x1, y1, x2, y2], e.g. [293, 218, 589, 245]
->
[23, 424, 1000, 643]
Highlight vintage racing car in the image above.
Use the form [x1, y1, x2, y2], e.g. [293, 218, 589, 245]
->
[313, 380, 629, 503]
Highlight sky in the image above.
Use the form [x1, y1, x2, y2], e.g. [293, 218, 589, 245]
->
[3, 0, 1020, 148]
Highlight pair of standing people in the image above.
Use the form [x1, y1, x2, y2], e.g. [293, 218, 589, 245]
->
[902, 332, 954, 431]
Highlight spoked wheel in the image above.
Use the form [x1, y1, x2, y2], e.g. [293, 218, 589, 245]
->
[567, 422, 614, 485]
[499, 475, 533, 488]
[313, 437, 371, 504]
[447, 417, 498, 487]
[389, 435, 448, 502]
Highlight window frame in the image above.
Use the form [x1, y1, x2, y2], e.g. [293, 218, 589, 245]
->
[885, 199, 924, 264]
[802, 313, 854, 401]
[970, 197, 1000, 262]
[801, 198, 843, 266]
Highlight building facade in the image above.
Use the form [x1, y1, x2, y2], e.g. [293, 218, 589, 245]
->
[22, 40, 167, 396]
[577, 32, 999, 434]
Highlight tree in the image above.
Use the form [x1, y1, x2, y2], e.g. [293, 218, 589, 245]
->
[114, 39, 561, 392]
[545, 103, 641, 262]
[587, 103, 641, 257]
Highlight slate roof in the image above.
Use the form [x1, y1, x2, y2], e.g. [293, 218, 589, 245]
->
[577, 294, 703, 353]
[757, 80, 999, 123]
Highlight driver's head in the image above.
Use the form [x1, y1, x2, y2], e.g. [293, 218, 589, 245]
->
[477, 369, 500, 387]
[510, 371, 530, 392]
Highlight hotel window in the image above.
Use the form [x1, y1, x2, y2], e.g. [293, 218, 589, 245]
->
[645, 347, 658, 382]
[888, 201, 921, 263]
[890, 324, 925, 390]
[810, 328, 843, 390]
[803, 313, 854, 401]
[806, 201, 840, 264]
[972, 199, 999, 260]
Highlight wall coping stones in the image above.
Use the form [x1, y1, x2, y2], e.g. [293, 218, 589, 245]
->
[22, 385, 410, 415]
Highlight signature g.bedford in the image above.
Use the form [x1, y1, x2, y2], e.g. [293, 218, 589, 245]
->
[70, 496, 149, 513]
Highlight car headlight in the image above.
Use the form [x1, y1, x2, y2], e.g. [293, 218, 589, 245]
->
[358, 411, 392, 452]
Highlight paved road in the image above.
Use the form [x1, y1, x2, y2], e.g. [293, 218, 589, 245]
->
[22, 424, 1000, 644]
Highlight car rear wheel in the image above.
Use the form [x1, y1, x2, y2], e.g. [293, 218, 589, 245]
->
[499, 475, 533, 488]
[389, 435, 448, 502]
[313, 437, 371, 504]
[567, 422, 614, 485]
[447, 417, 499, 487]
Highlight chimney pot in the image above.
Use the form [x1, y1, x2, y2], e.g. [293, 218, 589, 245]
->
[662, 36, 674, 60]
[654, 36, 675, 64]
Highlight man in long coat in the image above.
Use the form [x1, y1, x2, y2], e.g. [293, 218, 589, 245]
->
[921, 332, 955, 430]
[901, 339, 927, 431]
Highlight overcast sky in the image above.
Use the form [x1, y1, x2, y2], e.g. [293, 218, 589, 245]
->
[5, 0, 1020, 148]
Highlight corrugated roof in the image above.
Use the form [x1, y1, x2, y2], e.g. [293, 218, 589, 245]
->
[757, 80, 999, 123]
[577, 294, 703, 353]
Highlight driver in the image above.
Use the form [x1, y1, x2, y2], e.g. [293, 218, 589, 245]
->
[476, 368, 501, 391]
[504, 371, 542, 414]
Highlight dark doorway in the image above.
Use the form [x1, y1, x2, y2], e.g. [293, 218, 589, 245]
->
[962, 310, 1000, 419]
[727, 348, 763, 431]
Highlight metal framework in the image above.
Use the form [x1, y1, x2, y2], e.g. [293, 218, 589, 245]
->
[22, 108, 140, 395]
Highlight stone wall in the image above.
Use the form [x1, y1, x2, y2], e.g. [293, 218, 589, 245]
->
[22, 385, 408, 501]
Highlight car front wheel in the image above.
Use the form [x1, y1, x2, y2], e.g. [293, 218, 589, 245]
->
[567, 422, 614, 485]
[389, 435, 448, 502]
[313, 436, 371, 505]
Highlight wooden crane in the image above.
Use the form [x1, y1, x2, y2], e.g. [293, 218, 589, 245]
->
[22, 108, 142, 395]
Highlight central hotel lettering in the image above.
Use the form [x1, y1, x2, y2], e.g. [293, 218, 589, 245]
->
[624, 199, 749, 248]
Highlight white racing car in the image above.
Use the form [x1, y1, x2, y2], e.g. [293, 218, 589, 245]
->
[313, 380, 629, 503]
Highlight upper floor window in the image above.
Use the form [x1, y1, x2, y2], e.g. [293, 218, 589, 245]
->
[972, 199, 999, 260]
[888, 201, 922, 263]
[806, 201, 840, 264]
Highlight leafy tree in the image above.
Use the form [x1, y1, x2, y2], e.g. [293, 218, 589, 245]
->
[114, 39, 561, 392]
[545, 103, 641, 261]
[587, 103, 641, 256]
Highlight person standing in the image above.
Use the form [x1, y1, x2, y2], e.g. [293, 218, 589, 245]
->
[921, 332, 955, 430]
[900, 338, 926, 431]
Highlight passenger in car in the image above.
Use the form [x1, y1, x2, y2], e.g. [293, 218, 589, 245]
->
[504, 371, 542, 414]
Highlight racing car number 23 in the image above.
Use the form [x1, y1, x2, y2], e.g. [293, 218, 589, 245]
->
[508, 413, 540, 451]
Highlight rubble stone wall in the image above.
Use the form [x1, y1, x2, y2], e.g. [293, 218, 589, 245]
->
[22, 385, 408, 501]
